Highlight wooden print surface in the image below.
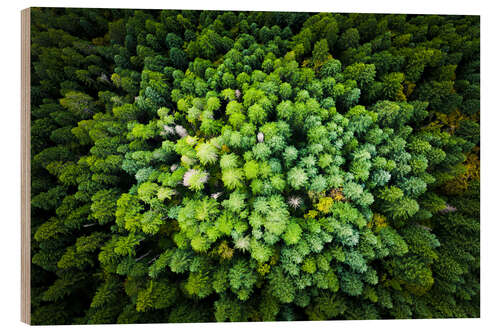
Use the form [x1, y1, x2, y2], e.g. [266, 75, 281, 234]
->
[23, 8, 480, 325]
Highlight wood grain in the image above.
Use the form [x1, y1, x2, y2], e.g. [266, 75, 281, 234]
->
[21, 7, 31, 325]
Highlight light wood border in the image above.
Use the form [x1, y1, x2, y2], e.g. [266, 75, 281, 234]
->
[21, 7, 31, 325]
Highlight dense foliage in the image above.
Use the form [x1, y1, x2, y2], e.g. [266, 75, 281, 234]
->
[30, 8, 480, 324]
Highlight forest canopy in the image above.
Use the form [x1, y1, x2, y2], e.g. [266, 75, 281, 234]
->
[30, 8, 479, 324]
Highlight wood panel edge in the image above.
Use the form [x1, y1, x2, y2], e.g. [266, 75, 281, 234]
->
[21, 7, 31, 326]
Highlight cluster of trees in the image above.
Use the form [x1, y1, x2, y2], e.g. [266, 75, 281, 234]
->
[30, 8, 479, 324]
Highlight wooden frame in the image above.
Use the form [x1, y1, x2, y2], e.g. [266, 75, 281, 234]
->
[21, 7, 31, 325]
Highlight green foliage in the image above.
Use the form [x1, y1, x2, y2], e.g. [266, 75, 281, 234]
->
[30, 8, 479, 325]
